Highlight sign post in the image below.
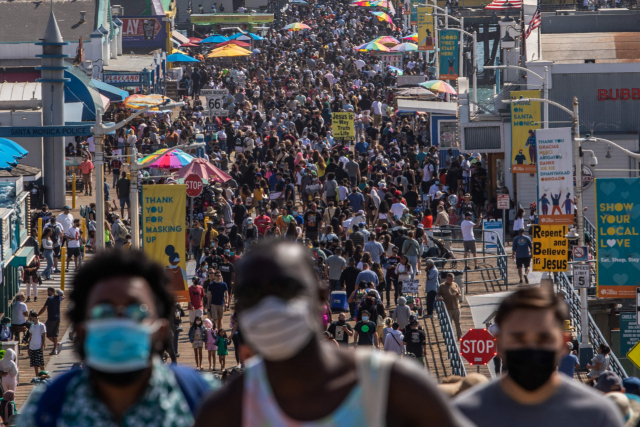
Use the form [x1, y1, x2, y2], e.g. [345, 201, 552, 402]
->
[202, 89, 229, 117]
[637, 289, 640, 326]
[185, 174, 203, 236]
[459, 328, 497, 367]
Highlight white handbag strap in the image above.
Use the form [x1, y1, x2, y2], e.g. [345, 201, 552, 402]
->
[356, 349, 396, 427]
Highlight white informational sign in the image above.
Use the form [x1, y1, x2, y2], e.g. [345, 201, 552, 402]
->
[372, 52, 404, 70]
[497, 194, 510, 210]
[402, 280, 420, 294]
[573, 264, 591, 288]
[535, 128, 574, 226]
[201, 89, 229, 117]
[483, 219, 503, 253]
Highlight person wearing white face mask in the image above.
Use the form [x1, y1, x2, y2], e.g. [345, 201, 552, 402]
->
[195, 240, 473, 427]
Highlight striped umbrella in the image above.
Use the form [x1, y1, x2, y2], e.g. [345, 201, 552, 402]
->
[355, 41, 390, 52]
[485, 0, 522, 9]
[350, 1, 373, 5]
[419, 80, 458, 95]
[402, 33, 418, 42]
[139, 149, 195, 169]
[283, 22, 311, 31]
[374, 36, 400, 46]
[390, 42, 418, 51]
[371, 0, 392, 8]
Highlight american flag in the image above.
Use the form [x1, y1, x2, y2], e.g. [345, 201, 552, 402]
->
[524, 7, 542, 39]
[484, 0, 522, 10]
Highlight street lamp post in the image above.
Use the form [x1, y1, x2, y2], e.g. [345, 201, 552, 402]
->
[484, 64, 549, 128]
[503, 96, 593, 367]
[91, 102, 184, 251]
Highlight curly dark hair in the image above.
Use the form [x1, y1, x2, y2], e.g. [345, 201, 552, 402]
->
[68, 250, 174, 325]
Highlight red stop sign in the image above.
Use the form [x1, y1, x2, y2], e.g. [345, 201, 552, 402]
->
[459, 328, 497, 366]
[185, 174, 203, 198]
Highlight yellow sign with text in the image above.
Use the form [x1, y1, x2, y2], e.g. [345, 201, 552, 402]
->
[417, 6, 434, 51]
[143, 184, 189, 302]
[510, 90, 541, 173]
[332, 112, 355, 140]
[532, 224, 568, 272]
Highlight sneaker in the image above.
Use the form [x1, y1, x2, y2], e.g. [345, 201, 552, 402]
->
[65, 269, 69, 273]
[475, 266, 481, 270]
[524, 275, 529, 284]
[519, 279, 523, 284]
[464, 266, 470, 270]
[25, 297, 30, 303]
[49, 350, 57, 355]
[426, 314, 433, 318]
[53, 269, 61, 273]
[57, 343, 62, 353]
[34, 297, 37, 302]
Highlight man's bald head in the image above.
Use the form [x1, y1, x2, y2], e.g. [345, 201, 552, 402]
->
[235, 241, 321, 313]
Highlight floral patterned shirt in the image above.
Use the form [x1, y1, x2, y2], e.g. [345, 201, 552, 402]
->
[18, 358, 217, 427]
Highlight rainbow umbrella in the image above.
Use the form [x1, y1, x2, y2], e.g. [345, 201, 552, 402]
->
[402, 33, 418, 42]
[419, 80, 458, 95]
[124, 94, 172, 110]
[177, 158, 232, 182]
[283, 22, 311, 31]
[390, 42, 418, 52]
[370, 11, 395, 29]
[356, 41, 390, 52]
[374, 36, 400, 46]
[371, 0, 392, 8]
[139, 149, 195, 169]
[350, 1, 373, 6]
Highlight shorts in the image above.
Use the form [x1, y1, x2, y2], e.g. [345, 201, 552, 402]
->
[463, 240, 477, 254]
[53, 246, 61, 258]
[82, 173, 91, 184]
[516, 257, 531, 269]
[45, 319, 60, 337]
[120, 198, 131, 209]
[67, 247, 81, 258]
[29, 348, 44, 367]
[189, 308, 204, 323]
[211, 305, 224, 320]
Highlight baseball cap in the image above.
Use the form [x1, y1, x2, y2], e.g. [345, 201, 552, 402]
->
[595, 371, 624, 393]
[624, 377, 640, 395]
[63, 205, 70, 210]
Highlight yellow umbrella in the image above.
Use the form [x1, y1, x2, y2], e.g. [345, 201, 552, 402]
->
[124, 94, 172, 110]
[206, 45, 251, 57]
[209, 43, 252, 54]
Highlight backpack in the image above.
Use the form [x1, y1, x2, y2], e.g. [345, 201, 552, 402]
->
[0, 397, 16, 424]
[35, 365, 211, 427]
[115, 219, 128, 240]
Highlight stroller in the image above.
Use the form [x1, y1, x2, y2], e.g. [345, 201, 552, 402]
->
[422, 235, 457, 269]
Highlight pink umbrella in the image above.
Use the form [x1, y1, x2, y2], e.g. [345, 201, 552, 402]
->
[177, 157, 232, 183]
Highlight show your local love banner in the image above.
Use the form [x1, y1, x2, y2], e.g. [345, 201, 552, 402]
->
[142, 184, 189, 302]
[596, 178, 640, 298]
[510, 90, 541, 173]
[536, 127, 574, 226]
[439, 30, 459, 80]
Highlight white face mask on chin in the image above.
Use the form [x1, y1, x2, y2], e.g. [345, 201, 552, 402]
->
[239, 296, 318, 362]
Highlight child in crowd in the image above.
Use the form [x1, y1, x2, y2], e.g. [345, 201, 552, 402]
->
[215, 329, 231, 371]
[188, 316, 206, 371]
[204, 318, 218, 371]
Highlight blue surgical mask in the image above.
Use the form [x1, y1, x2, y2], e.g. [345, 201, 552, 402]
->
[84, 318, 158, 373]
[362, 316, 369, 322]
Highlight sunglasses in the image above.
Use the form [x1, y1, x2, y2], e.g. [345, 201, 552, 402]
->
[89, 304, 149, 322]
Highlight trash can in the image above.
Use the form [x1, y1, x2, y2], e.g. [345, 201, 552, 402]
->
[440, 270, 465, 302]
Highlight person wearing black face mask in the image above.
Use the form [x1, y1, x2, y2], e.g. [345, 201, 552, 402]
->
[454, 287, 622, 427]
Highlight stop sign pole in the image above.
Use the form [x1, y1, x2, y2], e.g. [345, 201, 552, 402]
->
[459, 328, 497, 372]
[184, 174, 203, 252]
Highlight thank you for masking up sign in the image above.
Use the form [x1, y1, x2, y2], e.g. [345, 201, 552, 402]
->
[332, 112, 355, 140]
[532, 224, 568, 272]
[596, 178, 640, 298]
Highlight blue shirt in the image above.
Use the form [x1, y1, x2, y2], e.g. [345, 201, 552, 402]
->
[347, 192, 365, 212]
[425, 266, 439, 293]
[558, 353, 579, 377]
[355, 141, 369, 154]
[512, 235, 532, 259]
[355, 270, 379, 286]
[364, 241, 384, 264]
[268, 174, 279, 191]
[207, 281, 228, 306]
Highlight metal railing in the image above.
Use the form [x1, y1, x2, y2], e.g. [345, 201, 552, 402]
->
[435, 300, 467, 377]
[584, 217, 597, 259]
[471, 75, 526, 121]
[555, 272, 628, 378]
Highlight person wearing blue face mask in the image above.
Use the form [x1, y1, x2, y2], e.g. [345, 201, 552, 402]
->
[17, 251, 216, 427]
